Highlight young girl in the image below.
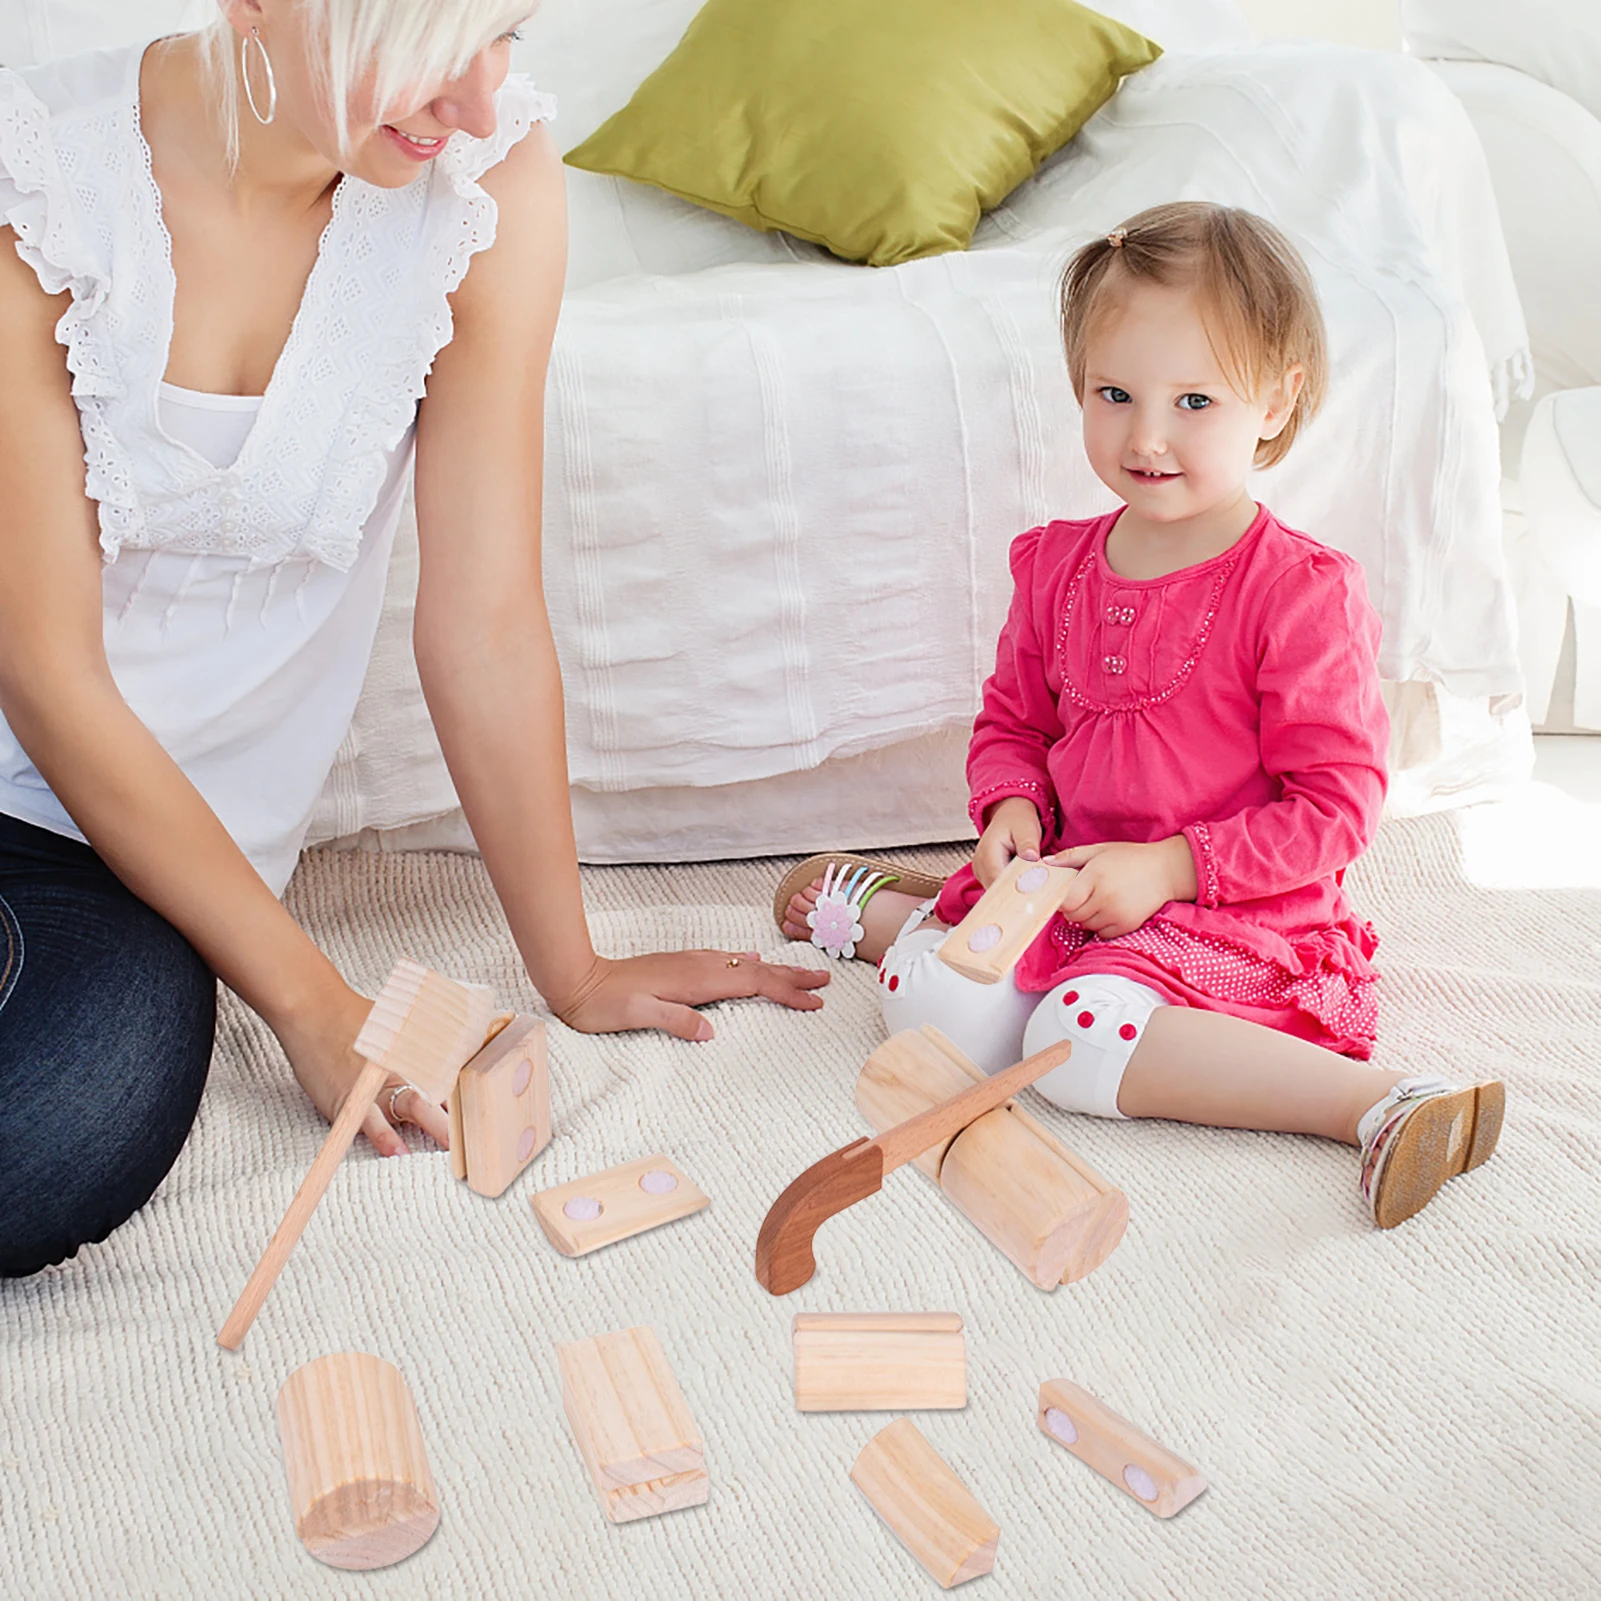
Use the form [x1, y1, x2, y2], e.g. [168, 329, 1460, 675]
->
[776, 202, 1503, 1229]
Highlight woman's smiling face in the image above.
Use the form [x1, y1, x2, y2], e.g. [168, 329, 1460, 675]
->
[1080, 278, 1301, 526]
[230, 1, 527, 186]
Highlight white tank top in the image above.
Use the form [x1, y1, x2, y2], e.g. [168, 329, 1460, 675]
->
[0, 42, 554, 893]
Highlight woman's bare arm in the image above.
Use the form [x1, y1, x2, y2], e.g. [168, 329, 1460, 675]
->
[414, 129, 827, 1036]
[0, 232, 418, 1152]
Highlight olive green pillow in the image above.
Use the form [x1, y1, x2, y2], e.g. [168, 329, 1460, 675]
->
[565, 0, 1162, 268]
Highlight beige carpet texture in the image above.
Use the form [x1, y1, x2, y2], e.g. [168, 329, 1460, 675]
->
[2, 806, 1598, 1599]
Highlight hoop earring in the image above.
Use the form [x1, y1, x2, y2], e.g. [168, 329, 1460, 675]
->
[240, 26, 278, 127]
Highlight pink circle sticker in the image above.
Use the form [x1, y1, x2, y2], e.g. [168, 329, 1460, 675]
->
[512, 1058, 533, 1097]
[1016, 864, 1050, 893]
[639, 1170, 679, 1196]
[517, 1127, 537, 1162]
[967, 923, 1003, 953]
[1123, 1464, 1158, 1501]
[562, 1196, 603, 1222]
[1044, 1407, 1078, 1445]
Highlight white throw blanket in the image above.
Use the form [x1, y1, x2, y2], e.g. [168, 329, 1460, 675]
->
[3, 800, 1597, 1598]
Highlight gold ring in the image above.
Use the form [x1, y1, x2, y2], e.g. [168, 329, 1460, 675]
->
[726, 957, 742, 968]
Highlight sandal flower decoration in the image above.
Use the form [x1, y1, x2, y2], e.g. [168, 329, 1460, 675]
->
[806, 863, 894, 960]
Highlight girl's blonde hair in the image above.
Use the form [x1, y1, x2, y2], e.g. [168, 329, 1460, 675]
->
[1059, 201, 1327, 469]
[199, 0, 528, 167]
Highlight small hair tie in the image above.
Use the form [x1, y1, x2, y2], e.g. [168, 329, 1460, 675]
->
[1107, 228, 1127, 249]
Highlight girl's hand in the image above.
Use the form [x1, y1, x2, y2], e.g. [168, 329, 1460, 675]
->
[552, 950, 830, 1041]
[1051, 837, 1198, 939]
[973, 796, 1045, 888]
[272, 981, 454, 1159]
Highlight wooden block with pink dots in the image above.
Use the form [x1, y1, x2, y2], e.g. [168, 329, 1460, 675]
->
[1036, 1378, 1207, 1518]
[937, 856, 1079, 984]
[447, 1015, 550, 1198]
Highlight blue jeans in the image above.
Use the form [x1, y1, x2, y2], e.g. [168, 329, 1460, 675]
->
[0, 813, 216, 1276]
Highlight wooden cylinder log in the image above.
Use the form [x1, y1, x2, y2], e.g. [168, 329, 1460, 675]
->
[856, 1027, 1127, 1290]
[276, 1352, 440, 1570]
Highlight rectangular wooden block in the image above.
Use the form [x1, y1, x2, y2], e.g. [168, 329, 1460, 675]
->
[937, 857, 1078, 984]
[531, 1155, 709, 1257]
[558, 1326, 707, 1525]
[851, 1418, 999, 1588]
[793, 1314, 967, 1412]
[446, 1015, 549, 1197]
[1037, 1378, 1207, 1518]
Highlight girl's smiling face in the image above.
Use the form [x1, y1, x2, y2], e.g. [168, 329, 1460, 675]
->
[1080, 279, 1303, 529]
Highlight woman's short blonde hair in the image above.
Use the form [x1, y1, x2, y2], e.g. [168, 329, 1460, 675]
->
[200, 0, 528, 166]
[1059, 201, 1328, 469]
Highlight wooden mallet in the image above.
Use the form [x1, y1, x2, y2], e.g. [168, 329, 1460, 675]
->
[754, 1035, 1072, 1295]
[217, 959, 496, 1350]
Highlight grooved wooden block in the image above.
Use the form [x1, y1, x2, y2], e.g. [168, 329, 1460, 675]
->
[937, 856, 1078, 983]
[558, 1326, 708, 1525]
[793, 1314, 967, 1412]
[276, 1352, 439, 1570]
[447, 1015, 550, 1197]
[1037, 1379, 1207, 1518]
[531, 1155, 709, 1256]
[855, 1027, 1127, 1290]
[851, 1418, 999, 1588]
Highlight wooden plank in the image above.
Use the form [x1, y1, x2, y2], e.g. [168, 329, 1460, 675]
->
[532, 1155, 709, 1257]
[452, 1016, 550, 1197]
[557, 1326, 705, 1499]
[794, 1313, 966, 1411]
[936, 856, 1078, 984]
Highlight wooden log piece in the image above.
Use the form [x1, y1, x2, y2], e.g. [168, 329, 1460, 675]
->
[793, 1313, 967, 1412]
[557, 1326, 709, 1525]
[1037, 1378, 1207, 1518]
[850, 1417, 999, 1588]
[276, 1352, 439, 1570]
[855, 1026, 1127, 1290]
[532, 1155, 709, 1257]
[448, 1015, 550, 1197]
[936, 856, 1078, 984]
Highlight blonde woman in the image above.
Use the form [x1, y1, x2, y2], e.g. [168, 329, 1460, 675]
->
[0, 1, 827, 1276]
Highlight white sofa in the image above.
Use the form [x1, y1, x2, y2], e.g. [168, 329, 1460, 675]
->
[2, 0, 1540, 858]
[1403, 0, 1601, 733]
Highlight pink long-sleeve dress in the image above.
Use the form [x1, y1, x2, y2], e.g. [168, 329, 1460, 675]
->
[934, 505, 1390, 1058]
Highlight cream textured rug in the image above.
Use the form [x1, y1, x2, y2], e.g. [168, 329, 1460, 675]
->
[3, 801, 1600, 1599]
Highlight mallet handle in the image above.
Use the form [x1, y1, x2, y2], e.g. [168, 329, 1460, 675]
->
[217, 1057, 388, 1350]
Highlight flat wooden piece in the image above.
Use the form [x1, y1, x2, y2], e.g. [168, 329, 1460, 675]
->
[558, 1326, 706, 1523]
[450, 1015, 550, 1197]
[1036, 1378, 1207, 1518]
[532, 1155, 709, 1257]
[793, 1314, 966, 1411]
[851, 1418, 999, 1588]
[937, 856, 1078, 984]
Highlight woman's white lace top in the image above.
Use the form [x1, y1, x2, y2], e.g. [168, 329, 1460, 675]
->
[0, 41, 555, 893]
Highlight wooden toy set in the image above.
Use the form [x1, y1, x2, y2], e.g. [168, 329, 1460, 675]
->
[236, 922, 1204, 1578]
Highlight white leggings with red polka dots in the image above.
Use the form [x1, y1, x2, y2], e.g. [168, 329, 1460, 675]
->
[877, 925, 1165, 1120]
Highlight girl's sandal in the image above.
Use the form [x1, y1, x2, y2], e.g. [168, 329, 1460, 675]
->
[1358, 1076, 1506, 1229]
[772, 853, 946, 960]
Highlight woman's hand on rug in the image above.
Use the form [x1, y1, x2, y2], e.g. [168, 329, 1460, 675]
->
[551, 951, 830, 1041]
[973, 797, 1044, 888]
[1051, 837, 1197, 939]
[273, 980, 452, 1157]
